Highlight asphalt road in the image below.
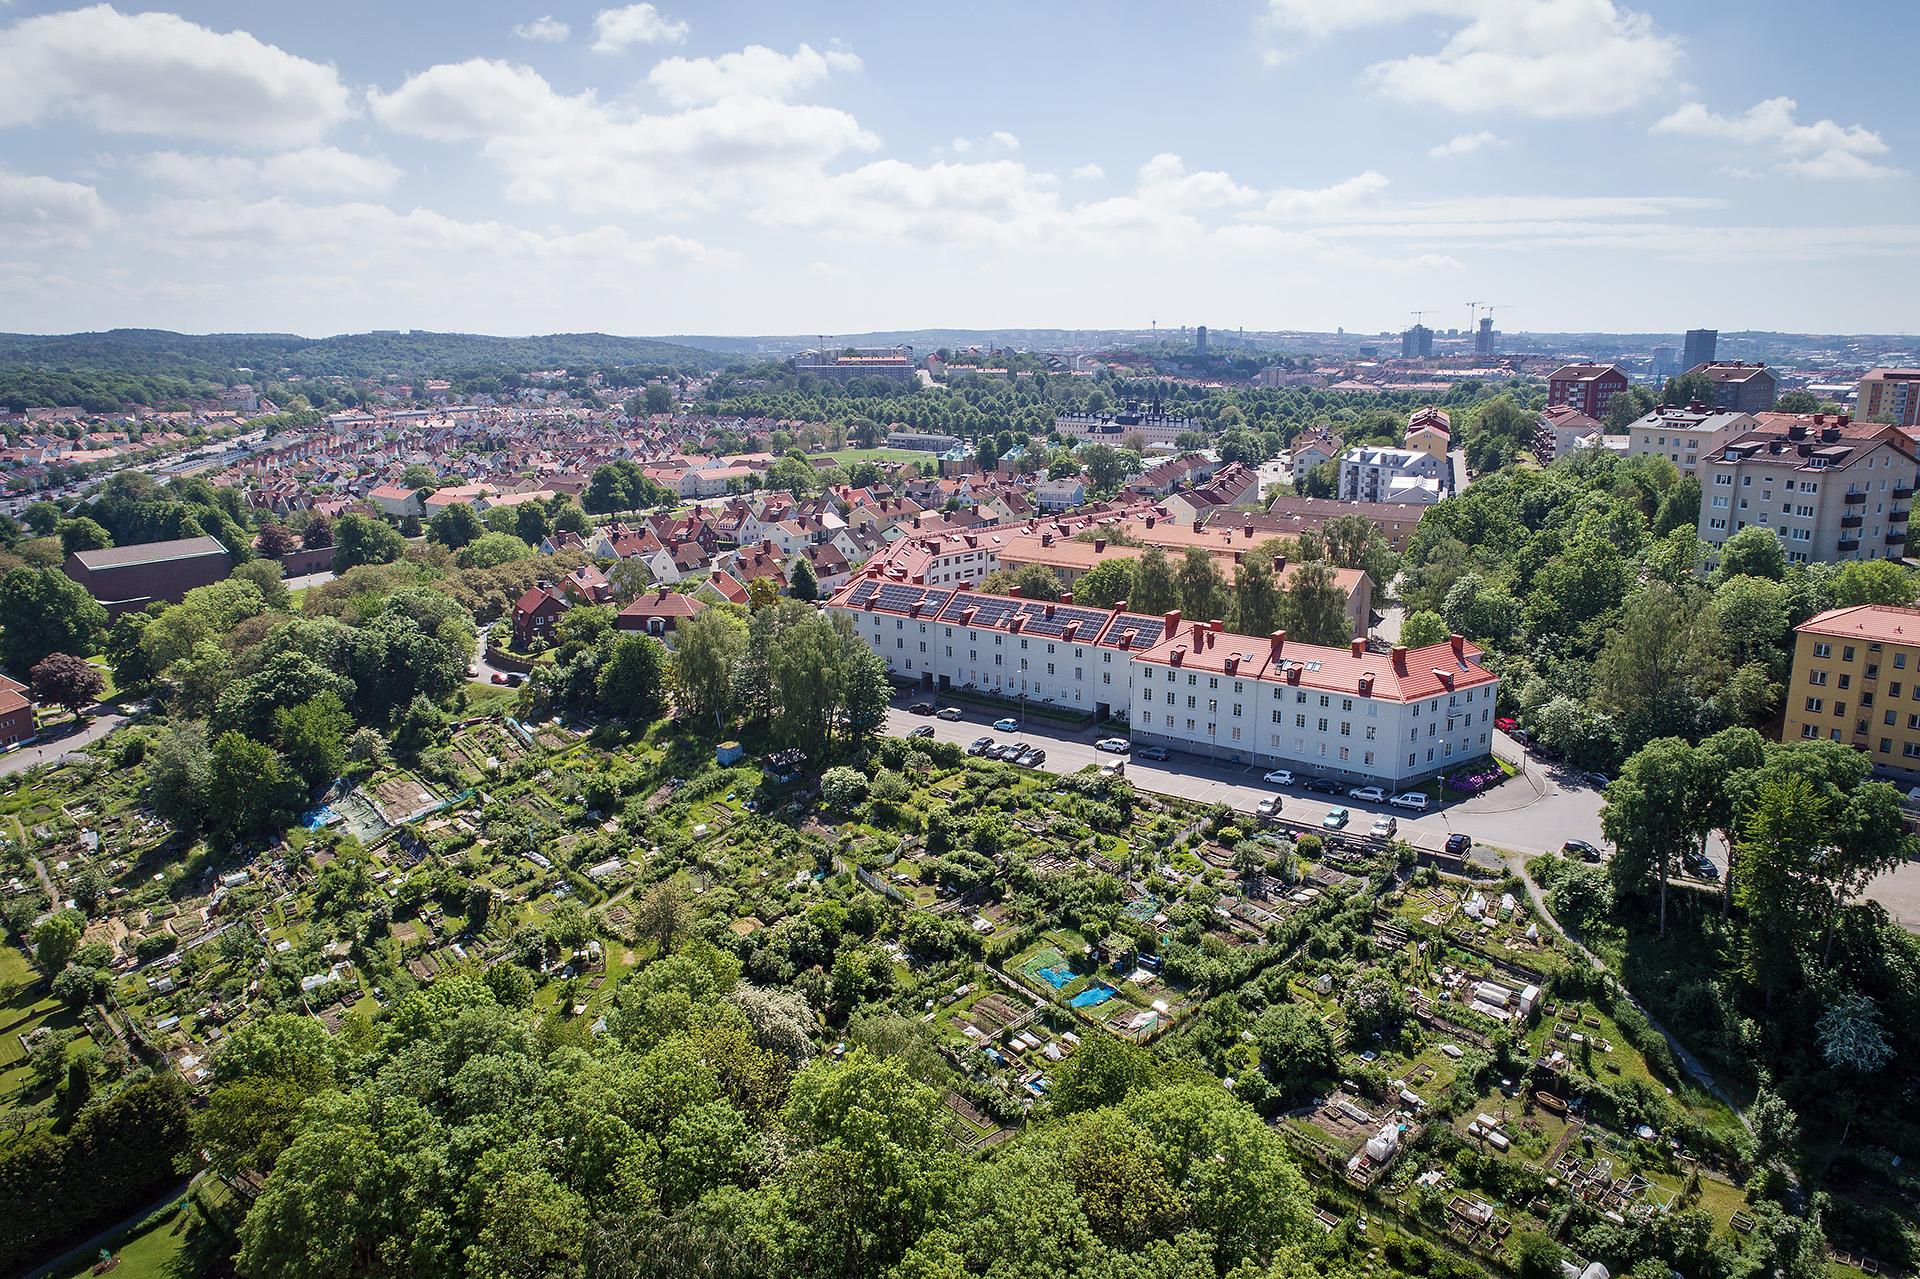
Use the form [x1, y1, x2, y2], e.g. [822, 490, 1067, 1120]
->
[883, 695, 1612, 857]
[0, 705, 131, 779]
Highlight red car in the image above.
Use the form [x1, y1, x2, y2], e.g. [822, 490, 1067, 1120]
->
[1496, 716, 1518, 733]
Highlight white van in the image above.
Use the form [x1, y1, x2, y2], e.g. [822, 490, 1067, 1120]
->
[1388, 791, 1431, 812]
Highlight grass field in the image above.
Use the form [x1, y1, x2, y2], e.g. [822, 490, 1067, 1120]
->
[821, 447, 930, 466]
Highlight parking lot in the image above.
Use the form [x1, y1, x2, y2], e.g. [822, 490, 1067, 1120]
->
[882, 693, 1582, 856]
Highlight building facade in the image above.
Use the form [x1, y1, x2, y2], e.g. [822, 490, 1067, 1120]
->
[1857, 369, 1920, 428]
[1782, 604, 1920, 783]
[1625, 406, 1754, 473]
[63, 535, 234, 616]
[1546, 364, 1630, 419]
[1691, 362, 1778, 413]
[1683, 329, 1718, 370]
[1697, 415, 1916, 566]
[827, 577, 1497, 788]
[1339, 446, 1449, 505]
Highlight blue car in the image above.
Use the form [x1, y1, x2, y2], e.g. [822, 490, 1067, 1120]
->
[993, 717, 1019, 732]
[1321, 807, 1350, 830]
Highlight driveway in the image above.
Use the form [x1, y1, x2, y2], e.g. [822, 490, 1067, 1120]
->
[883, 701, 1604, 856]
[0, 706, 130, 779]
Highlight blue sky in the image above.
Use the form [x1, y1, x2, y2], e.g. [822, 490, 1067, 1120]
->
[0, 0, 1915, 338]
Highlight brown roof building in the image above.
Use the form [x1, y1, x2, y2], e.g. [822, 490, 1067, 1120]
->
[63, 535, 234, 616]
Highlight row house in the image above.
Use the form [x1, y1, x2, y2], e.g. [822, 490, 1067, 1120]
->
[827, 576, 1496, 789]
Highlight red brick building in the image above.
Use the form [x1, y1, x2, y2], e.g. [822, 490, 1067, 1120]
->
[63, 535, 234, 617]
[0, 675, 34, 747]
[1546, 364, 1630, 419]
[512, 583, 570, 646]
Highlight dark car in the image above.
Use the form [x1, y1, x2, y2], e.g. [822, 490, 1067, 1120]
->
[1445, 832, 1472, 856]
[1304, 777, 1345, 795]
[1563, 839, 1604, 862]
[1135, 746, 1171, 761]
[907, 725, 935, 739]
[908, 702, 935, 716]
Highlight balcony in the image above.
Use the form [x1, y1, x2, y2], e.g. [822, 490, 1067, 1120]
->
[1841, 514, 1864, 529]
[1892, 507, 1910, 524]
[1845, 491, 1868, 505]
[1888, 530, 1907, 545]
[1838, 538, 1862, 552]
[1895, 485, 1914, 500]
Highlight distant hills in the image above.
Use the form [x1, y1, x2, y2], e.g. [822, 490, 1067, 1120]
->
[0, 329, 729, 382]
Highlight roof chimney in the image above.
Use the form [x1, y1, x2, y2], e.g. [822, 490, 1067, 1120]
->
[1112, 598, 1128, 613]
[1391, 645, 1408, 673]
[1061, 593, 1073, 605]
[1358, 673, 1374, 696]
[1270, 629, 1286, 656]
[1275, 555, 1288, 574]
[1285, 665, 1302, 685]
[1171, 646, 1186, 667]
[1093, 537, 1106, 552]
[1163, 608, 1182, 633]
[1210, 619, 1224, 633]
[1351, 637, 1366, 657]
[1449, 633, 1465, 658]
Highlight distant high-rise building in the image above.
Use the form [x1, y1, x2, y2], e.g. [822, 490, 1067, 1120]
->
[1683, 328, 1718, 369]
[1474, 317, 1495, 357]
[1857, 368, 1920, 427]
[1650, 346, 1678, 380]
[1196, 325, 1208, 358]
[1401, 325, 1434, 359]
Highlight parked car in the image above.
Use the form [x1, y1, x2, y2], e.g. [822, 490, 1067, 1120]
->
[1136, 746, 1170, 761]
[1562, 839, 1603, 862]
[1584, 772, 1611, 789]
[1347, 785, 1387, 803]
[1388, 792, 1431, 812]
[909, 702, 935, 716]
[1095, 737, 1131, 754]
[936, 706, 963, 721]
[1262, 768, 1294, 785]
[966, 737, 994, 756]
[1445, 832, 1472, 856]
[1685, 851, 1719, 879]
[1017, 747, 1047, 767]
[1495, 716, 1518, 733]
[1256, 797, 1283, 818]
[907, 725, 935, 739]
[1304, 777, 1345, 795]
[1370, 814, 1398, 838]
[1321, 807, 1350, 830]
[465, 665, 479, 679]
[491, 672, 509, 685]
[993, 716, 1020, 732]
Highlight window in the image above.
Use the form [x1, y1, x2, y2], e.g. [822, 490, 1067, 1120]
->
[1809, 670, 1828, 686]
[1814, 641, 1832, 657]
[1806, 697, 1824, 713]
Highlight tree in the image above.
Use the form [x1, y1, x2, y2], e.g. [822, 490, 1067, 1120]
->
[974, 435, 1002, 472]
[598, 632, 668, 721]
[209, 731, 300, 842]
[842, 638, 893, 744]
[1398, 610, 1449, 648]
[1130, 547, 1179, 614]
[766, 454, 820, 497]
[1775, 390, 1822, 414]
[1592, 582, 1716, 745]
[1080, 443, 1136, 495]
[32, 911, 82, 973]
[271, 692, 351, 789]
[789, 556, 820, 602]
[1828, 558, 1916, 607]
[1252, 1003, 1336, 1098]
[1072, 559, 1135, 610]
[300, 513, 334, 549]
[427, 501, 484, 549]
[1662, 370, 1716, 406]
[1049, 1033, 1155, 1115]
[29, 652, 104, 715]
[1602, 736, 1704, 935]
[632, 878, 692, 955]
[821, 766, 870, 811]
[644, 382, 675, 413]
[56, 516, 111, 554]
[1229, 559, 1283, 637]
[979, 562, 1064, 602]
[1280, 560, 1350, 646]
[1734, 773, 1827, 1005]
[1177, 548, 1227, 622]
[1714, 525, 1787, 582]
[0, 567, 107, 673]
[330, 513, 405, 572]
[673, 608, 746, 731]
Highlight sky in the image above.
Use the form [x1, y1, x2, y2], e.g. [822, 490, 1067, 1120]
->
[1, 0, 1916, 339]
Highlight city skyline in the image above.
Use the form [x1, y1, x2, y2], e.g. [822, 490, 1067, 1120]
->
[1, 0, 1916, 337]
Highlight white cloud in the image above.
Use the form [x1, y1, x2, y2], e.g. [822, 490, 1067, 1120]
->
[1262, 171, 1389, 216]
[1428, 130, 1507, 158]
[139, 196, 728, 268]
[1265, 0, 1681, 118]
[1653, 98, 1900, 180]
[1134, 153, 1259, 211]
[512, 15, 570, 42]
[990, 130, 1020, 152]
[370, 58, 877, 214]
[137, 146, 402, 196]
[0, 168, 108, 247]
[1071, 163, 1104, 181]
[647, 43, 860, 107]
[0, 4, 352, 146]
[947, 130, 1020, 157]
[759, 159, 1066, 246]
[590, 3, 687, 53]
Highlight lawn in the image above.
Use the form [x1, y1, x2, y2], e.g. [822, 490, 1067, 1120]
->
[821, 447, 929, 466]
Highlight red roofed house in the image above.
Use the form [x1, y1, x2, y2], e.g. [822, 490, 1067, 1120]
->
[512, 582, 571, 646]
[0, 674, 34, 747]
[616, 587, 709, 641]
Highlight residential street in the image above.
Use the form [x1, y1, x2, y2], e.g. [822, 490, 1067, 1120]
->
[0, 705, 130, 780]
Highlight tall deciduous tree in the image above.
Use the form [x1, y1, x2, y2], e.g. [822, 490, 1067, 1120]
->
[673, 608, 747, 732]
[1602, 736, 1704, 935]
[1177, 548, 1228, 623]
[1130, 547, 1179, 615]
[598, 633, 668, 721]
[0, 567, 107, 674]
[29, 652, 104, 715]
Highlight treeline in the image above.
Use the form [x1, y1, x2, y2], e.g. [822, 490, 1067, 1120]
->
[0, 1073, 193, 1273]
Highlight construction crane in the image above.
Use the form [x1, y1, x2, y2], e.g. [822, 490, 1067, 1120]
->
[1481, 304, 1511, 322]
[1409, 310, 1431, 328]
[1465, 301, 1481, 332]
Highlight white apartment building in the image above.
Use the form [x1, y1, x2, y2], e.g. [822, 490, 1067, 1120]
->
[1625, 406, 1753, 473]
[1338, 446, 1449, 505]
[1699, 415, 1917, 566]
[828, 579, 1499, 789]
